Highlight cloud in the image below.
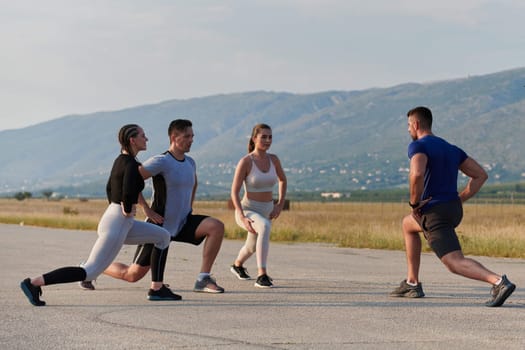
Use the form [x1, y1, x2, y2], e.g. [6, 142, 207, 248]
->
[263, 0, 524, 27]
[1, 0, 524, 131]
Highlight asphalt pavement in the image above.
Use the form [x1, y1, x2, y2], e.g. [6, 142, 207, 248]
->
[1, 224, 524, 349]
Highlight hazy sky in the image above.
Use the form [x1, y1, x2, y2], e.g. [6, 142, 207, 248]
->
[1, 0, 524, 131]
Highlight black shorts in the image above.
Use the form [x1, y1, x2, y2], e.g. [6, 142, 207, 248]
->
[132, 214, 209, 266]
[417, 199, 463, 259]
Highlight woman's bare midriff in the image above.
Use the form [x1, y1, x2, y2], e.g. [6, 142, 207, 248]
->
[246, 191, 273, 203]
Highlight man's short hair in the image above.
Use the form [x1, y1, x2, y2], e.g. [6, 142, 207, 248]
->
[407, 106, 432, 130]
[168, 119, 192, 136]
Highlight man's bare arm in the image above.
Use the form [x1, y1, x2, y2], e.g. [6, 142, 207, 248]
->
[458, 157, 488, 203]
[409, 153, 427, 205]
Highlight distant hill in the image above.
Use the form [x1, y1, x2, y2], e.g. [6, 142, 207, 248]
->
[1, 67, 525, 198]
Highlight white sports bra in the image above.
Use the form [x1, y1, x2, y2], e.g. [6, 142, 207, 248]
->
[244, 155, 278, 193]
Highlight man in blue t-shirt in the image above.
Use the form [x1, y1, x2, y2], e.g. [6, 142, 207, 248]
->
[390, 106, 515, 307]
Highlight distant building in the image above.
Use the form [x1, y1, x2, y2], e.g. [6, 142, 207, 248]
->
[321, 192, 342, 199]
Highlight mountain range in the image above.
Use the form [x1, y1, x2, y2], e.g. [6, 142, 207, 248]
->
[1, 67, 525, 198]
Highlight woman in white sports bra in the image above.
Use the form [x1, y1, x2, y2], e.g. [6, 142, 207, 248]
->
[230, 123, 287, 288]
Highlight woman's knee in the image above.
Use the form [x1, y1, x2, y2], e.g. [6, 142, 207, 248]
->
[245, 244, 256, 254]
[85, 266, 108, 282]
[155, 232, 170, 250]
[252, 217, 271, 235]
[244, 234, 257, 254]
[261, 221, 272, 234]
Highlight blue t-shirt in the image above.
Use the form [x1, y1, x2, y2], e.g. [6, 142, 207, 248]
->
[408, 135, 468, 210]
[143, 152, 196, 236]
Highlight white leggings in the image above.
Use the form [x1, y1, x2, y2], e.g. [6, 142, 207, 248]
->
[235, 198, 274, 269]
[82, 203, 170, 281]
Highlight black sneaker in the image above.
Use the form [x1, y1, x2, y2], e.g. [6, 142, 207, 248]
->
[20, 278, 46, 306]
[230, 264, 251, 280]
[389, 279, 425, 298]
[147, 285, 182, 301]
[486, 275, 516, 307]
[255, 274, 273, 288]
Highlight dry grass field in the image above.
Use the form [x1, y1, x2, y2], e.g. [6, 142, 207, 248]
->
[1, 198, 523, 258]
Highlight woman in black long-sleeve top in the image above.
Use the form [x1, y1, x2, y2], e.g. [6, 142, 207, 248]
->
[20, 124, 180, 306]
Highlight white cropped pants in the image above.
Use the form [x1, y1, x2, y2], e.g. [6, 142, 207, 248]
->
[235, 198, 274, 269]
[82, 203, 170, 281]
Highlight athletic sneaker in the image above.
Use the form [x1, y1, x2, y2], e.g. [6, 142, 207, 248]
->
[230, 264, 251, 280]
[193, 276, 225, 293]
[77, 262, 95, 290]
[147, 284, 182, 301]
[389, 279, 425, 298]
[79, 280, 95, 290]
[20, 278, 46, 306]
[485, 275, 516, 307]
[254, 274, 273, 288]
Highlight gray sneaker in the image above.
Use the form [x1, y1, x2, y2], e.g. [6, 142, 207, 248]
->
[485, 275, 515, 307]
[193, 276, 225, 294]
[79, 280, 95, 290]
[78, 262, 95, 290]
[390, 279, 425, 298]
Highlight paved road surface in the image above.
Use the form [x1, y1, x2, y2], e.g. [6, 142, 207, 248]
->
[1, 224, 523, 349]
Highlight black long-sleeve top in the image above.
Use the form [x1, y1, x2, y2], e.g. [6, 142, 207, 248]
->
[106, 154, 145, 213]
